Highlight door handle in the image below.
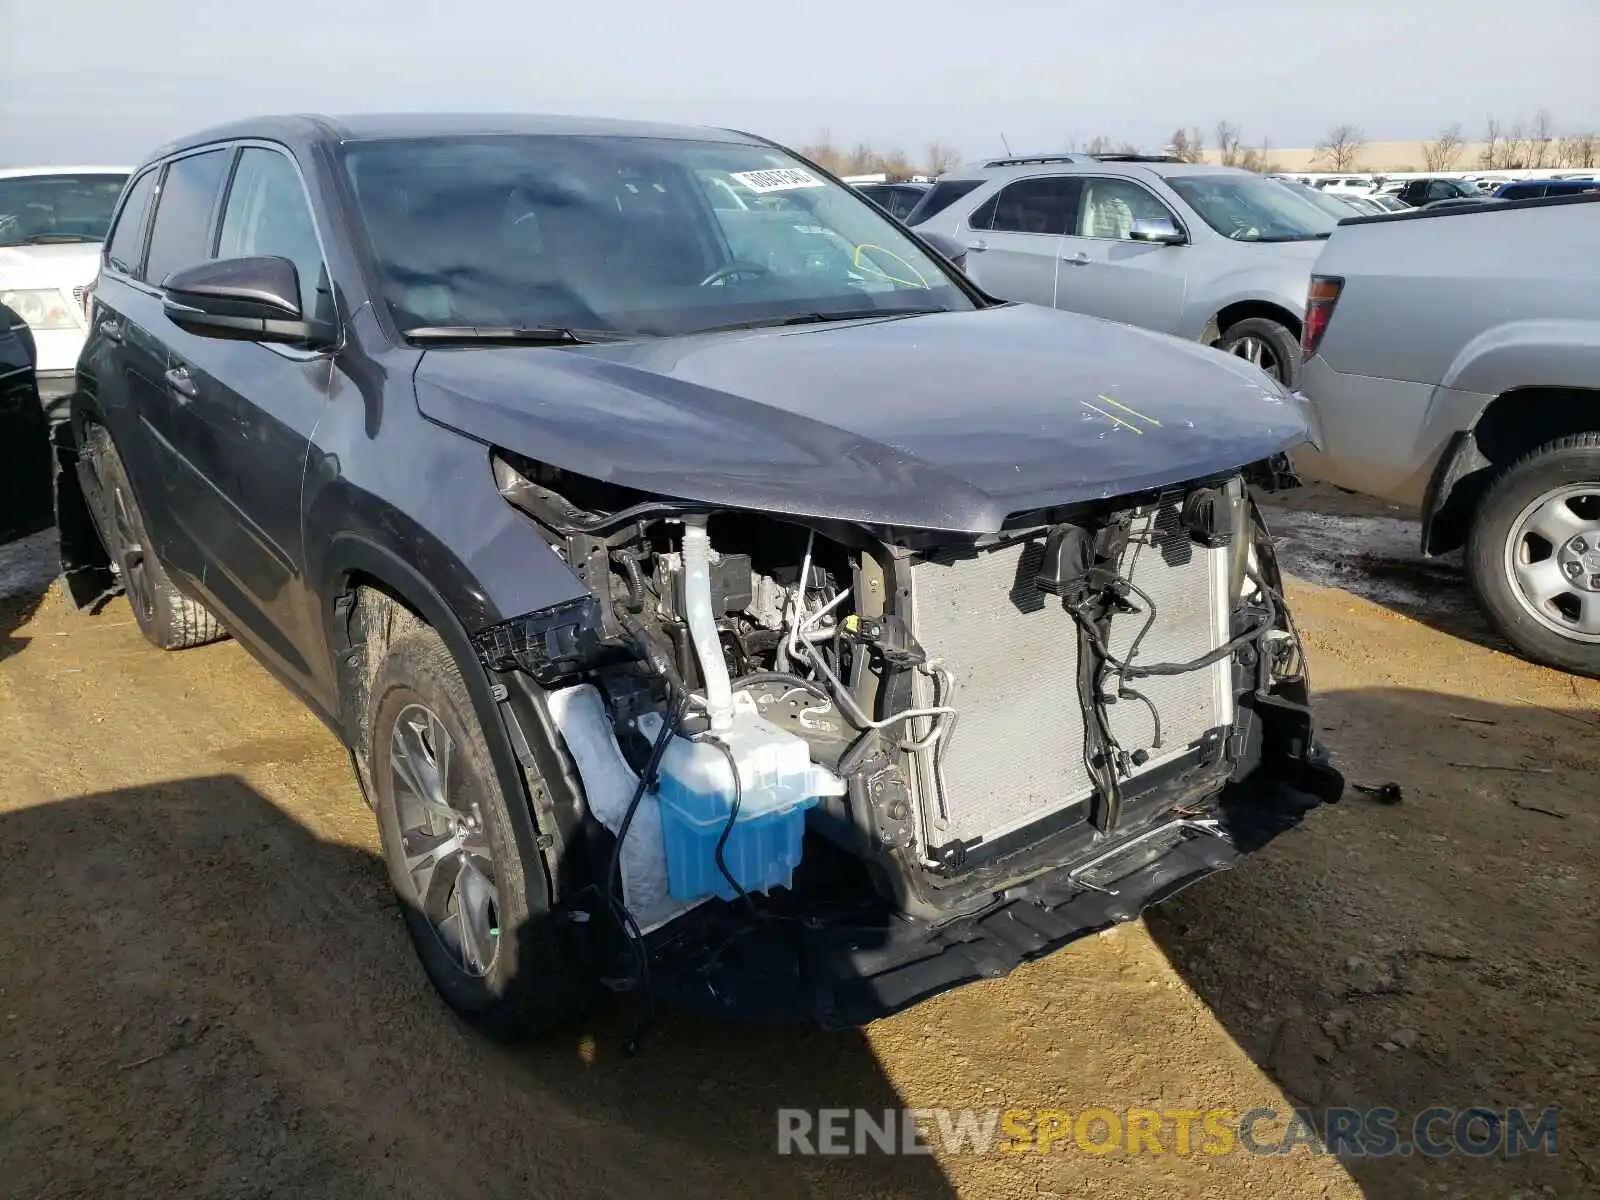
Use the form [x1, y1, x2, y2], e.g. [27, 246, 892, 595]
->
[965, 239, 988, 252]
[98, 319, 123, 344]
[164, 366, 198, 399]
[1063, 251, 1091, 266]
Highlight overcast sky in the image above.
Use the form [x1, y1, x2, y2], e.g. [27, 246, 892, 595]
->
[3, 0, 1596, 167]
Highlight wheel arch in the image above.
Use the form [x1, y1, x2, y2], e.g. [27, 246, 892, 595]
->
[319, 535, 568, 912]
[1211, 299, 1303, 344]
[1422, 386, 1600, 556]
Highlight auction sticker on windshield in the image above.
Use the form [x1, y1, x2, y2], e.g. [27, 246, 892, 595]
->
[731, 167, 825, 193]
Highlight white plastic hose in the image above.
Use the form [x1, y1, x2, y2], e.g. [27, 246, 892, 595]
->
[680, 518, 734, 733]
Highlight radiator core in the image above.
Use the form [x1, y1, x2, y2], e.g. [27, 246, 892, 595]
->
[907, 499, 1233, 851]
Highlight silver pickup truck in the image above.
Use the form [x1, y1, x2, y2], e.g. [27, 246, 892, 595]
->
[1293, 194, 1600, 675]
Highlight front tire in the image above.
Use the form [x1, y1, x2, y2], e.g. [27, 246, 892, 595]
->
[1466, 434, 1600, 677]
[368, 623, 593, 1038]
[1217, 317, 1302, 387]
[78, 424, 225, 651]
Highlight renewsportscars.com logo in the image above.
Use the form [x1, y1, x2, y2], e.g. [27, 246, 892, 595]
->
[775, 1106, 1560, 1158]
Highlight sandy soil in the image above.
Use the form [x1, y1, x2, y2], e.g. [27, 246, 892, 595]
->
[1, 495, 1596, 1199]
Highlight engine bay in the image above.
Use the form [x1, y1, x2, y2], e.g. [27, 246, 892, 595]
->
[476, 450, 1323, 935]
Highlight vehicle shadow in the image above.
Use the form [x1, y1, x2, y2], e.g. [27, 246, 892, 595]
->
[0, 529, 57, 661]
[0, 774, 956, 1200]
[1146, 685, 1599, 1198]
[1260, 488, 1522, 659]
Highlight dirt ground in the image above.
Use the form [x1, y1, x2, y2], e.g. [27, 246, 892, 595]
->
[1, 489, 1596, 1199]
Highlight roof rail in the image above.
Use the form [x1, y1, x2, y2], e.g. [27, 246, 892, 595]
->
[978, 153, 1088, 168]
[1088, 153, 1186, 164]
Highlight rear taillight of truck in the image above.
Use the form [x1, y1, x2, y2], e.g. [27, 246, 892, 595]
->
[1301, 275, 1343, 359]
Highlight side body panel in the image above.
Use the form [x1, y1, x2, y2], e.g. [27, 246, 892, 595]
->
[1294, 199, 1600, 506]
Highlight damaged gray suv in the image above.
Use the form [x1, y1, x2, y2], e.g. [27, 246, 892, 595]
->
[71, 114, 1341, 1037]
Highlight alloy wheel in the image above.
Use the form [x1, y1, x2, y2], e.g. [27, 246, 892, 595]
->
[1227, 335, 1281, 382]
[1503, 483, 1600, 643]
[389, 702, 501, 976]
[111, 485, 154, 623]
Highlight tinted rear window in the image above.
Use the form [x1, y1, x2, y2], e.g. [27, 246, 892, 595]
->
[904, 179, 982, 226]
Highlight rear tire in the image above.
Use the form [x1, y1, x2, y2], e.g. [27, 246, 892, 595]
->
[1466, 434, 1600, 677]
[1217, 317, 1302, 388]
[79, 424, 225, 651]
[368, 623, 594, 1039]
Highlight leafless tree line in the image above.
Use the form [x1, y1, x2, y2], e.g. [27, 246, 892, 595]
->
[1471, 111, 1597, 170]
[798, 108, 1598, 181]
[799, 132, 961, 178]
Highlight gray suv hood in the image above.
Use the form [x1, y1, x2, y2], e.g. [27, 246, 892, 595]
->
[413, 304, 1310, 533]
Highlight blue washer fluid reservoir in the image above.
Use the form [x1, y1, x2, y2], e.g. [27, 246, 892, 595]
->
[640, 692, 847, 902]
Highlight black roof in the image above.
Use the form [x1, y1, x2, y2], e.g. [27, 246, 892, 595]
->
[146, 112, 762, 162]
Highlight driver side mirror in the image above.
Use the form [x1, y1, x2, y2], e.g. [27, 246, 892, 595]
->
[918, 231, 969, 271]
[1128, 217, 1186, 245]
[161, 256, 334, 347]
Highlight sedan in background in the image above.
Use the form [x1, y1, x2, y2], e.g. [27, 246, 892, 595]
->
[0, 167, 130, 415]
[1493, 178, 1599, 200]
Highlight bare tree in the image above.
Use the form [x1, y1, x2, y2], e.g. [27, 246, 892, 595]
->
[843, 142, 881, 175]
[1509, 119, 1535, 168]
[924, 141, 960, 175]
[1314, 125, 1366, 171]
[1422, 123, 1465, 171]
[1529, 109, 1556, 168]
[800, 130, 845, 174]
[1215, 121, 1244, 167]
[1239, 138, 1278, 174]
[1084, 135, 1138, 156]
[1167, 126, 1205, 162]
[880, 148, 917, 180]
[1480, 118, 1515, 169]
[1558, 131, 1599, 169]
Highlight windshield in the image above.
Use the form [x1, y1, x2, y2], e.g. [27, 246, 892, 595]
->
[340, 135, 972, 338]
[1273, 178, 1360, 221]
[1168, 174, 1340, 242]
[0, 173, 128, 247]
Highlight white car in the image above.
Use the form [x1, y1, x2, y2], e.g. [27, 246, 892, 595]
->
[0, 166, 130, 413]
[1315, 177, 1377, 196]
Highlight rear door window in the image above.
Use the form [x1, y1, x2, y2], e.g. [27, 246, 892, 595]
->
[105, 168, 159, 278]
[143, 148, 232, 287]
[984, 178, 1082, 235]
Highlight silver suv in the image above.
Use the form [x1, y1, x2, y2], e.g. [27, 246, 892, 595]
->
[908, 154, 1338, 385]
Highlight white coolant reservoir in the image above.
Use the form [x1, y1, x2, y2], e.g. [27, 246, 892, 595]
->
[641, 692, 846, 901]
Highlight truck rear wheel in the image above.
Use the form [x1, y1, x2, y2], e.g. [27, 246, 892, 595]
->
[368, 623, 594, 1038]
[1467, 434, 1600, 677]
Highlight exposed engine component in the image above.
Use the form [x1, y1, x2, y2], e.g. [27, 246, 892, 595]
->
[480, 461, 1311, 949]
